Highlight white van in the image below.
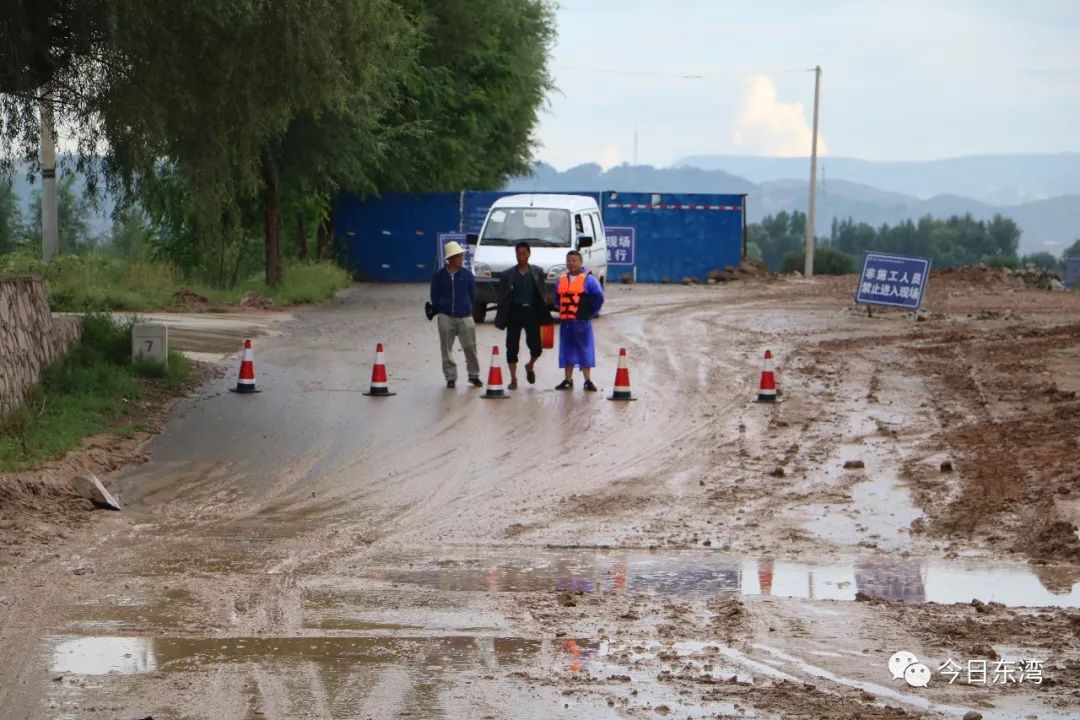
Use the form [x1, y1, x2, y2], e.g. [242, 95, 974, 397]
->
[468, 194, 608, 322]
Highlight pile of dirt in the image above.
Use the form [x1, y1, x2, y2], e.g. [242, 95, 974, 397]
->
[172, 289, 210, 308]
[241, 291, 274, 309]
[931, 264, 1023, 289]
[707, 259, 776, 283]
[1010, 266, 1066, 291]
[931, 263, 1066, 292]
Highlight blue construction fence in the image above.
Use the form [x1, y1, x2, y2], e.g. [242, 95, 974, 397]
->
[334, 190, 747, 283]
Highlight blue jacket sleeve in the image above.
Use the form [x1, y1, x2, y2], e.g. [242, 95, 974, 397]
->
[430, 270, 440, 308]
[466, 271, 476, 309]
[585, 273, 604, 316]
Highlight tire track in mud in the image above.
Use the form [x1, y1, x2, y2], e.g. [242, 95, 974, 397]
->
[905, 321, 1080, 561]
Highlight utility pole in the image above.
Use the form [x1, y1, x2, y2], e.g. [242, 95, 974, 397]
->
[804, 65, 821, 277]
[40, 87, 59, 262]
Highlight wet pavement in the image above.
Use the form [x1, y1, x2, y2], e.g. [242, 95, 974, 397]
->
[364, 550, 1080, 608]
[4, 283, 1080, 719]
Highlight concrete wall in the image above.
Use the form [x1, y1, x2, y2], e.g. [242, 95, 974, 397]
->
[0, 275, 81, 421]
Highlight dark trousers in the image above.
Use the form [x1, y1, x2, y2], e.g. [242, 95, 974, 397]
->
[506, 304, 542, 364]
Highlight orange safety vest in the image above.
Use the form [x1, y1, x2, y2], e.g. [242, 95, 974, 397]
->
[557, 273, 587, 320]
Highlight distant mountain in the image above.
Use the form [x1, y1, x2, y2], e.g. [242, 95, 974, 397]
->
[507, 162, 1080, 255]
[674, 153, 1080, 206]
[515, 162, 755, 194]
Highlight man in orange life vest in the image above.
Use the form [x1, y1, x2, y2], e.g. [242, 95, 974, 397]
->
[554, 249, 605, 391]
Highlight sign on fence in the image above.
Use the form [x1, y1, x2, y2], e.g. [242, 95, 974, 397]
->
[855, 252, 932, 310]
[606, 226, 635, 266]
[1065, 256, 1080, 289]
[436, 232, 473, 273]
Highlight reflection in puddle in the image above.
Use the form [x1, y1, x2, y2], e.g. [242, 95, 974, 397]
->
[52, 637, 158, 675]
[48, 635, 562, 676]
[371, 552, 1080, 608]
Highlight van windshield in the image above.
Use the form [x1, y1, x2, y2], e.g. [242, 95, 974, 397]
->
[479, 208, 572, 248]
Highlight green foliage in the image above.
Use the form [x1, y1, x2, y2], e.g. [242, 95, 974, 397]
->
[1, 1, 556, 286]
[26, 173, 99, 253]
[1062, 239, 1080, 263]
[749, 211, 809, 271]
[828, 213, 1021, 268]
[0, 180, 20, 253]
[109, 205, 155, 261]
[259, 261, 351, 305]
[130, 350, 190, 389]
[0, 314, 191, 471]
[376, 0, 557, 191]
[983, 255, 1021, 270]
[1020, 252, 1062, 271]
[0, 250, 348, 311]
[781, 246, 856, 275]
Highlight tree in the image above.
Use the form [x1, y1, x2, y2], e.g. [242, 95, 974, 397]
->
[374, 0, 557, 192]
[1021, 252, 1061, 271]
[0, 181, 20, 254]
[1, 1, 557, 286]
[109, 205, 154, 261]
[781, 246, 854, 275]
[1061, 239, 1080, 263]
[28, 173, 96, 253]
[750, 211, 808, 270]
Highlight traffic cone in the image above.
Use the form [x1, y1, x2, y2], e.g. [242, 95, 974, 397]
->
[229, 339, 260, 393]
[752, 350, 782, 403]
[362, 343, 396, 397]
[607, 347, 637, 401]
[480, 346, 510, 399]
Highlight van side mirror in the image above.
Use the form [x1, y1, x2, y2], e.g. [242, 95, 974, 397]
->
[465, 233, 479, 245]
[577, 235, 593, 248]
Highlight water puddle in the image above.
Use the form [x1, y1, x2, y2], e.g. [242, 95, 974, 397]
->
[367, 550, 1080, 608]
[49, 635, 570, 676]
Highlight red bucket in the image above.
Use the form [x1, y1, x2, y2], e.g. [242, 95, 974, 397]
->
[541, 324, 554, 350]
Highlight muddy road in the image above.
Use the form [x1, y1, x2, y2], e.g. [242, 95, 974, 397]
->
[1, 275, 1079, 719]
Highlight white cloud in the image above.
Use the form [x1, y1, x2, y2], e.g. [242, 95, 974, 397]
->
[732, 75, 828, 157]
[597, 145, 622, 170]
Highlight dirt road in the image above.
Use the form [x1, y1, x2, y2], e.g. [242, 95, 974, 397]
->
[1, 275, 1079, 719]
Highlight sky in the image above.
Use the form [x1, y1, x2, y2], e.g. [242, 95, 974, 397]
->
[535, 0, 1080, 170]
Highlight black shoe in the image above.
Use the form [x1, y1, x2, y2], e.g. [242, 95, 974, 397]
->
[468, 376, 484, 388]
[507, 380, 518, 390]
[583, 380, 598, 392]
[446, 379, 456, 388]
[555, 379, 573, 391]
[526, 366, 536, 384]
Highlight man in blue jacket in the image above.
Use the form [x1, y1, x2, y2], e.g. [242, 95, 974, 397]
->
[429, 241, 483, 388]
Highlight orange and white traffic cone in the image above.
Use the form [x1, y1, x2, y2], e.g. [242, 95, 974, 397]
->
[229, 339, 260, 393]
[362, 343, 396, 397]
[607, 347, 636, 401]
[752, 350, 782, 403]
[480, 346, 510, 399]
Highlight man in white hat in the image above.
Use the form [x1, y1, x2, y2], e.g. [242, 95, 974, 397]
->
[429, 241, 482, 388]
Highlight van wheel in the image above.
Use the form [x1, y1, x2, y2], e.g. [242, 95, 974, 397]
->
[472, 303, 486, 323]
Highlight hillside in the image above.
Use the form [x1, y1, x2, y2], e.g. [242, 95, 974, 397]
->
[507, 162, 1080, 256]
[674, 153, 1080, 205]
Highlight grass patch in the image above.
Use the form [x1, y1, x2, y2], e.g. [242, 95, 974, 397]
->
[243, 262, 352, 305]
[0, 315, 193, 472]
[0, 251, 350, 312]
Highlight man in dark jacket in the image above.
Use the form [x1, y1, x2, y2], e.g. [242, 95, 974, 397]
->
[494, 242, 552, 389]
[430, 241, 482, 388]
